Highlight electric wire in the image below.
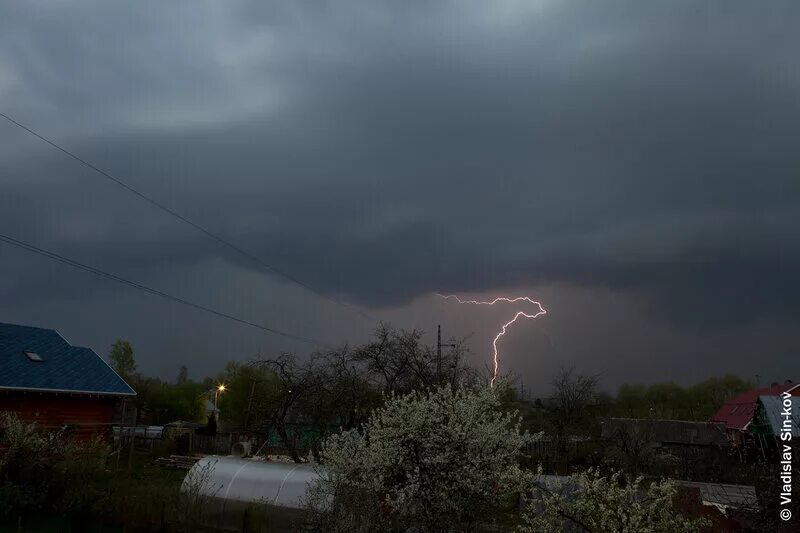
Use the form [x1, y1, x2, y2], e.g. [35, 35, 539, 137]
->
[0, 111, 374, 321]
[0, 232, 334, 348]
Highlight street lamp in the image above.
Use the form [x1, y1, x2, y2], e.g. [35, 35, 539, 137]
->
[214, 384, 226, 417]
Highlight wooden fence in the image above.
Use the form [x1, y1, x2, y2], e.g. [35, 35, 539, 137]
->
[191, 433, 235, 455]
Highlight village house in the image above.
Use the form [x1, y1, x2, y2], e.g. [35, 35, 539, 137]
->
[710, 380, 799, 447]
[0, 321, 135, 438]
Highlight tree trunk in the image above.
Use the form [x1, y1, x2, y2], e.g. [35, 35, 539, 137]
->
[276, 423, 302, 463]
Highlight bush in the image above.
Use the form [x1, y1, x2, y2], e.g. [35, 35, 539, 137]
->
[0, 413, 111, 518]
[519, 468, 709, 533]
[306, 384, 532, 532]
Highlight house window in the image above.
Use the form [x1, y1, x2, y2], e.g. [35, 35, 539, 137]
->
[23, 350, 43, 362]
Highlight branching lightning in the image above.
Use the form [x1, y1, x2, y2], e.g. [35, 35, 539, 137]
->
[437, 294, 547, 387]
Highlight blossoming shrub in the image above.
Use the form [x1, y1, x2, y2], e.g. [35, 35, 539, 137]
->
[306, 384, 531, 532]
[0, 413, 111, 518]
[519, 468, 708, 533]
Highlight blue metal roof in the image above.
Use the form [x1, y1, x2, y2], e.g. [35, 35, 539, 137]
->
[759, 395, 800, 437]
[0, 322, 135, 396]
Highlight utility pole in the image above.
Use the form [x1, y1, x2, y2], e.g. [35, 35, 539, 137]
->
[437, 325, 457, 384]
[437, 325, 442, 379]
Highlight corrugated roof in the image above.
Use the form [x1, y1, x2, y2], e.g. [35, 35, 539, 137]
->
[0, 321, 135, 396]
[758, 395, 800, 437]
[710, 382, 799, 431]
[524, 476, 757, 510]
[673, 481, 758, 509]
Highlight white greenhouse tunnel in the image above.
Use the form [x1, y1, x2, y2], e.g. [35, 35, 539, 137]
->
[180, 456, 329, 528]
[181, 456, 323, 509]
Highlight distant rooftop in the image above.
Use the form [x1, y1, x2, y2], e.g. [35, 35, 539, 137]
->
[674, 481, 758, 509]
[0, 321, 135, 396]
[526, 475, 757, 510]
[711, 381, 798, 431]
[757, 395, 800, 437]
[601, 418, 729, 447]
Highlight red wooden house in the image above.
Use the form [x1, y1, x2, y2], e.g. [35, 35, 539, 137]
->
[0, 321, 135, 438]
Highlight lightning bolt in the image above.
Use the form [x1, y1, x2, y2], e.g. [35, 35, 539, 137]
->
[437, 294, 547, 387]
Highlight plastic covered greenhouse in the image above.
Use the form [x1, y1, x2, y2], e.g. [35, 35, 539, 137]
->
[180, 456, 325, 529]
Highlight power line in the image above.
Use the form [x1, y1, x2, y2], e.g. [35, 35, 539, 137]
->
[0, 232, 334, 348]
[0, 111, 374, 321]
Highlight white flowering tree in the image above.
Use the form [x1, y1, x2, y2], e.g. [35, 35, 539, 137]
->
[519, 468, 708, 533]
[305, 383, 531, 532]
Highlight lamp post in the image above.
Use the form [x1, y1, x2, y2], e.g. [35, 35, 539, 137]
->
[214, 384, 226, 418]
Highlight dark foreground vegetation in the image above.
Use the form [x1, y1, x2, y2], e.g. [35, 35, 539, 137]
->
[0, 324, 789, 531]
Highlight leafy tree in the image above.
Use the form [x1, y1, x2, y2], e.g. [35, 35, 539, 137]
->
[616, 384, 648, 418]
[109, 339, 136, 379]
[218, 361, 279, 430]
[688, 374, 753, 419]
[520, 469, 708, 532]
[645, 382, 688, 419]
[176, 364, 189, 384]
[610, 375, 755, 421]
[306, 383, 531, 532]
[146, 380, 206, 424]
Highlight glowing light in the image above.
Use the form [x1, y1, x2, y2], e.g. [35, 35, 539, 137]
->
[217, 384, 226, 392]
[437, 294, 547, 387]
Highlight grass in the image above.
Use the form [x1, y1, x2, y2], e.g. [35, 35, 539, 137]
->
[1, 450, 185, 533]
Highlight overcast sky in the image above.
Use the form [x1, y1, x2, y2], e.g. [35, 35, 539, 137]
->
[1, 1, 798, 394]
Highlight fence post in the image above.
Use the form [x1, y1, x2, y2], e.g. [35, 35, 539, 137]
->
[128, 407, 138, 474]
[116, 399, 127, 472]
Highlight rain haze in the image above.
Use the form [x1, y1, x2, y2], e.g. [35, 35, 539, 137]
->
[1, 0, 798, 395]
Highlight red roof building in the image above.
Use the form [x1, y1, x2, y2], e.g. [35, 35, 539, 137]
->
[710, 381, 799, 444]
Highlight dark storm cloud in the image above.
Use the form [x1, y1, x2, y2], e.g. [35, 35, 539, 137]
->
[1, 0, 799, 381]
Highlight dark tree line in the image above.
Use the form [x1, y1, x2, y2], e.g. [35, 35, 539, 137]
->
[248, 323, 481, 462]
[109, 329, 755, 466]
